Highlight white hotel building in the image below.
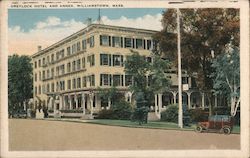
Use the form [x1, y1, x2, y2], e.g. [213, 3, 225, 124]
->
[31, 24, 224, 118]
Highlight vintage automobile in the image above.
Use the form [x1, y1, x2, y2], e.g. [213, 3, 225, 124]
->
[195, 115, 234, 134]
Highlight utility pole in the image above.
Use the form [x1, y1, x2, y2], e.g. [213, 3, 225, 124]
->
[177, 8, 183, 128]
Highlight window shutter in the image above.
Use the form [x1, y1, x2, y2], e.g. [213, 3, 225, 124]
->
[100, 35, 102, 45]
[121, 37, 123, 48]
[109, 36, 111, 46]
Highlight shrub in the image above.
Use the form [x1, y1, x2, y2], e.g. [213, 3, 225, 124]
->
[131, 106, 149, 125]
[161, 104, 178, 123]
[111, 100, 132, 120]
[60, 109, 83, 113]
[30, 109, 36, 118]
[189, 108, 208, 122]
[95, 109, 114, 119]
[95, 100, 132, 120]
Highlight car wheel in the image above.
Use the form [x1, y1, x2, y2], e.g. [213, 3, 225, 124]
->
[196, 126, 203, 133]
[223, 127, 231, 134]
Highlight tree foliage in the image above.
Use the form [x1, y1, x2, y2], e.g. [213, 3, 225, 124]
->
[155, 8, 239, 90]
[125, 50, 172, 96]
[211, 44, 240, 116]
[155, 8, 239, 115]
[8, 54, 33, 115]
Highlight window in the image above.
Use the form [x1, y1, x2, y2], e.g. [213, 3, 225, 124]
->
[35, 86, 37, 95]
[67, 46, 71, 55]
[82, 57, 85, 68]
[67, 80, 71, 90]
[51, 83, 55, 92]
[60, 81, 65, 91]
[42, 58, 46, 65]
[35, 73, 37, 82]
[88, 55, 95, 66]
[51, 68, 54, 77]
[82, 39, 87, 50]
[61, 49, 65, 58]
[56, 52, 60, 60]
[38, 85, 41, 94]
[136, 39, 143, 49]
[125, 75, 133, 86]
[61, 65, 65, 75]
[72, 44, 77, 54]
[112, 36, 122, 47]
[72, 61, 76, 71]
[77, 78, 81, 88]
[47, 69, 50, 78]
[77, 59, 81, 70]
[147, 40, 152, 50]
[113, 55, 123, 66]
[47, 84, 50, 93]
[100, 74, 109, 86]
[51, 54, 54, 62]
[90, 36, 94, 47]
[34, 61, 37, 68]
[67, 62, 71, 73]
[42, 85, 45, 94]
[39, 72, 41, 81]
[73, 78, 76, 89]
[38, 59, 41, 67]
[100, 54, 109, 65]
[113, 75, 121, 86]
[77, 42, 81, 52]
[56, 66, 59, 76]
[47, 56, 50, 63]
[82, 76, 87, 87]
[89, 75, 95, 86]
[153, 40, 158, 51]
[42, 71, 45, 80]
[182, 77, 188, 84]
[100, 35, 110, 46]
[125, 38, 132, 48]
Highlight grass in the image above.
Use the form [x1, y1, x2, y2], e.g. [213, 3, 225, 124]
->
[85, 119, 196, 131]
[85, 119, 240, 134]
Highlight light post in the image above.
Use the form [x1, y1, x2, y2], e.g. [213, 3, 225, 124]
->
[177, 8, 183, 128]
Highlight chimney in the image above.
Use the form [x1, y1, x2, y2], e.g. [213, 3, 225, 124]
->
[38, 45, 42, 52]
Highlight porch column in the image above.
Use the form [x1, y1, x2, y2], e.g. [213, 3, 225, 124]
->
[89, 93, 94, 115]
[202, 92, 205, 110]
[214, 94, 218, 107]
[173, 92, 177, 104]
[187, 92, 191, 109]
[82, 93, 85, 115]
[154, 94, 158, 113]
[158, 93, 163, 114]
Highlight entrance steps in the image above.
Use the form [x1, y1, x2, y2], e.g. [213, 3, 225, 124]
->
[148, 112, 160, 121]
[81, 114, 93, 120]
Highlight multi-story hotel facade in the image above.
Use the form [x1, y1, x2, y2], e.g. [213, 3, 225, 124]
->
[31, 24, 225, 118]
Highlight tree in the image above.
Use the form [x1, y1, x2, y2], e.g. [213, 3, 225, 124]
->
[155, 8, 239, 115]
[211, 44, 240, 116]
[125, 50, 172, 124]
[8, 54, 33, 116]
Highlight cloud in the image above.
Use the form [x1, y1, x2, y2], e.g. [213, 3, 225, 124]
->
[8, 14, 163, 56]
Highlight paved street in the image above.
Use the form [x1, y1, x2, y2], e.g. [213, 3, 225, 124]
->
[9, 119, 240, 151]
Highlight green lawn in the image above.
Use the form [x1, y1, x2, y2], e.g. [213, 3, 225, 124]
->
[85, 119, 240, 134]
[86, 119, 195, 131]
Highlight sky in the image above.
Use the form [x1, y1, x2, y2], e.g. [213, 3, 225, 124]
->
[8, 8, 166, 56]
